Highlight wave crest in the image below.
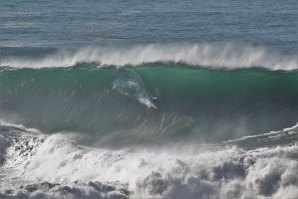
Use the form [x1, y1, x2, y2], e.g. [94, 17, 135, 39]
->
[1, 43, 297, 70]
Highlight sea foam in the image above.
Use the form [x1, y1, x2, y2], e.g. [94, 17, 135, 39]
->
[1, 121, 298, 198]
[1, 43, 297, 70]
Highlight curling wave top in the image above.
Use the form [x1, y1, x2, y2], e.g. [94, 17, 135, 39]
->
[1, 43, 297, 70]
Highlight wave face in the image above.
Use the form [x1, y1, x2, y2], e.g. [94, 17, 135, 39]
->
[1, 43, 298, 70]
[1, 63, 298, 145]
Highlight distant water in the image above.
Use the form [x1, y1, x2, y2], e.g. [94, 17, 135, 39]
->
[1, 1, 298, 198]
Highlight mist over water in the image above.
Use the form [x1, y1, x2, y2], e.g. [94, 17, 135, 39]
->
[1, 120, 298, 198]
[1, 43, 298, 70]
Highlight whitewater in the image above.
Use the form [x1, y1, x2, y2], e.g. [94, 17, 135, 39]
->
[1, 0, 298, 198]
[1, 43, 298, 70]
[0, 120, 298, 198]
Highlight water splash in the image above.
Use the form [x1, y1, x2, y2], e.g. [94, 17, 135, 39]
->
[112, 70, 158, 109]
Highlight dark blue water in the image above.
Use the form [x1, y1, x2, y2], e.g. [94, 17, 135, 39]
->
[1, 0, 298, 55]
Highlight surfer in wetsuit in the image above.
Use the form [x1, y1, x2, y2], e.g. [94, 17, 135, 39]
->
[151, 96, 159, 109]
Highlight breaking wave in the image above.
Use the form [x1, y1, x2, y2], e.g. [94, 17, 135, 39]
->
[1, 42, 298, 198]
[0, 121, 297, 198]
[2, 65, 298, 144]
[1, 43, 298, 70]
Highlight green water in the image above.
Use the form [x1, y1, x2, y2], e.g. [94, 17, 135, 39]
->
[1, 64, 298, 145]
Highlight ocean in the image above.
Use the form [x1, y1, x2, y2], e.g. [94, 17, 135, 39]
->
[0, 0, 298, 198]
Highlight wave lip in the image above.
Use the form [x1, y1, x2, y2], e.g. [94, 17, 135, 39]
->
[1, 43, 297, 70]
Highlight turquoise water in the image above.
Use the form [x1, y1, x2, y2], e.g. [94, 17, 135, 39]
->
[1, 65, 298, 145]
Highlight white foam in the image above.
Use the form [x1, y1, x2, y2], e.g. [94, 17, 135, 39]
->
[1, 43, 297, 70]
[1, 121, 298, 198]
[222, 122, 298, 150]
[18, 134, 298, 198]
